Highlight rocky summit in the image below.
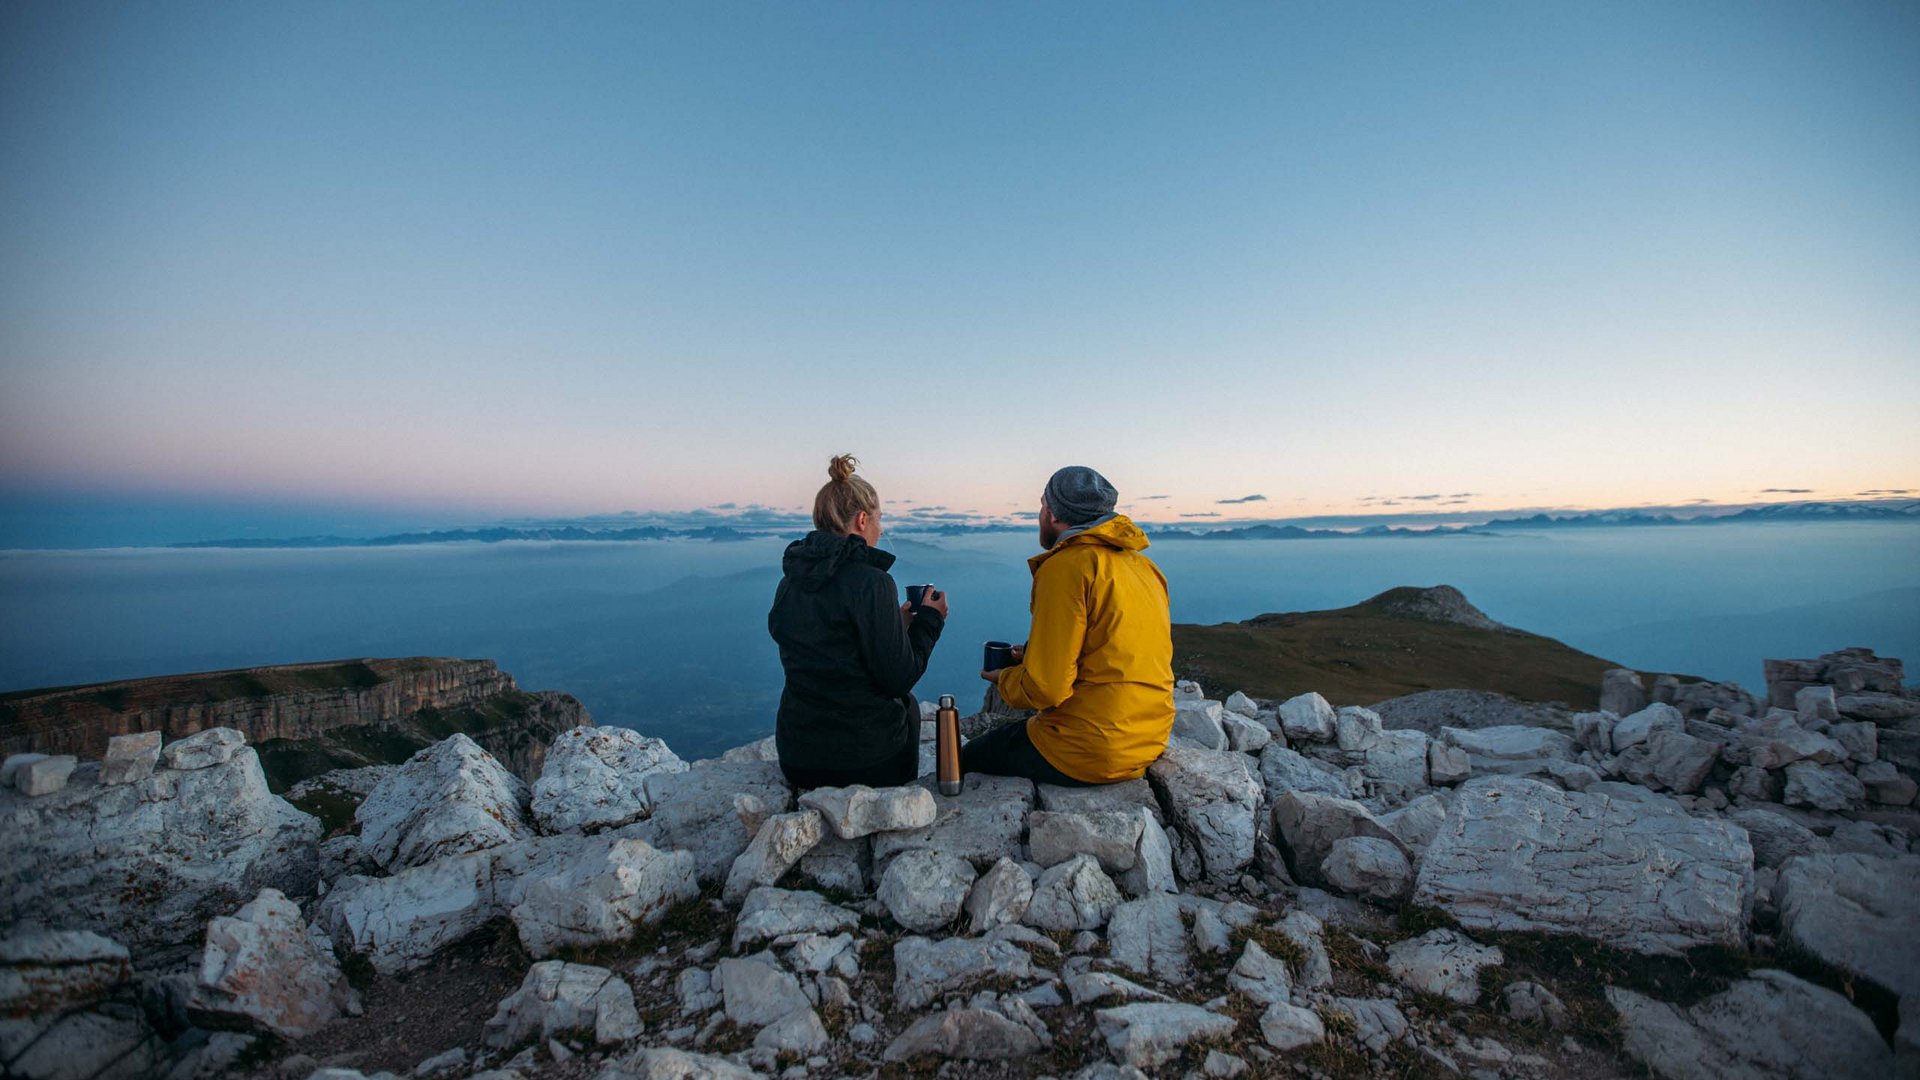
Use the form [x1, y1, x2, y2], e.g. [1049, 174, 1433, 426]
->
[1, 644, 1915, 1080]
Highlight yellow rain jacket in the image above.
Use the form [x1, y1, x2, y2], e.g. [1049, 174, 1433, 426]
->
[994, 514, 1175, 783]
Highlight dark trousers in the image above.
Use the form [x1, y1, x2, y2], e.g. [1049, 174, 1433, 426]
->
[960, 719, 1096, 788]
[781, 736, 919, 789]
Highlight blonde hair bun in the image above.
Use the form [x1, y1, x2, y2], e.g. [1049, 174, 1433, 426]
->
[828, 454, 859, 484]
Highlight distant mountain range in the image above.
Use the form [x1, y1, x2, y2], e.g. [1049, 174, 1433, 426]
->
[163, 499, 1919, 548]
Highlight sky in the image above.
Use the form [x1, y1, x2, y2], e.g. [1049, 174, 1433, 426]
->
[2, 1, 1917, 544]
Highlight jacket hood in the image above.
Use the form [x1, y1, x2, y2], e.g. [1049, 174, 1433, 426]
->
[1028, 513, 1150, 574]
[783, 530, 895, 591]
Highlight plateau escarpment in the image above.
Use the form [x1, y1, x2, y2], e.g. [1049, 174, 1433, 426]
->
[0, 657, 584, 788]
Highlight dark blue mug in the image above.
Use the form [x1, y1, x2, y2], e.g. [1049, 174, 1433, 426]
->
[906, 584, 934, 611]
[983, 640, 1018, 671]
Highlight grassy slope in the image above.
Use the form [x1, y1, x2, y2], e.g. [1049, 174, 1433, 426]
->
[1173, 592, 1649, 708]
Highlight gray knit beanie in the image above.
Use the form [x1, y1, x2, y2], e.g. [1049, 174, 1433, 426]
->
[1043, 466, 1119, 527]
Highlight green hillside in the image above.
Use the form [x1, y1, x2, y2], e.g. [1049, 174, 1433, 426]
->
[1172, 585, 1674, 708]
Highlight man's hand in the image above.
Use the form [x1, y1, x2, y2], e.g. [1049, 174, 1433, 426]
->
[980, 644, 1024, 681]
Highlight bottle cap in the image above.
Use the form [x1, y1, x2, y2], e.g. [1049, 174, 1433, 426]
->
[938, 694, 956, 709]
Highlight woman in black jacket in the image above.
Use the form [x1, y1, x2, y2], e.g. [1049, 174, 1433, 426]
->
[767, 454, 947, 789]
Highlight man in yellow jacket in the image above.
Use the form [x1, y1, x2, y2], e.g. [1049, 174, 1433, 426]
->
[967, 465, 1175, 786]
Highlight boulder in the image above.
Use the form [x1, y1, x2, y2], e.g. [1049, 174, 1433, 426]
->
[796, 784, 936, 839]
[1225, 691, 1260, 718]
[0, 928, 131, 1016]
[161, 728, 247, 771]
[1220, 712, 1272, 753]
[891, 936, 1034, 1009]
[315, 849, 498, 974]
[1727, 808, 1824, 869]
[1259, 1002, 1325, 1051]
[1107, 894, 1196, 982]
[1094, 1003, 1235, 1069]
[792, 832, 870, 893]
[531, 727, 685, 834]
[1572, 711, 1616, 755]
[752, 1006, 828, 1054]
[188, 888, 347, 1038]
[1226, 940, 1291, 1006]
[1384, 929, 1502, 1004]
[716, 956, 809, 1026]
[1775, 853, 1920, 997]
[1426, 741, 1471, 785]
[1028, 810, 1143, 873]
[721, 810, 824, 905]
[0, 742, 319, 954]
[100, 732, 162, 787]
[1859, 760, 1918, 805]
[1036, 778, 1162, 822]
[965, 857, 1034, 932]
[871, 773, 1032, 872]
[1727, 714, 1848, 770]
[1629, 729, 1720, 794]
[1601, 669, 1648, 717]
[357, 735, 531, 872]
[1728, 765, 1783, 803]
[883, 1008, 1043, 1062]
[1116, 809, 1177, 897]
[1270, 789, 1403, 886]
[1257, 744, 1352, 801]
[1608, 969, 1890, 1080]
[1782, 762, 1865, 812]
[636, 762, 794, 884]
[1147, 747, 1262, 884]
[877, 848, 976, 933]
[1172, 700, 1229, 750]
[1321, 836, 1411, 901]
[1837, 692, 1920, 721]
[1442, 725, 1576, 777]
[1610, 704, 1684, 754]
[1411, 777, 1752, 953]
[510, 838, 699, 958]
[1377, 794, 1448, 854]
[1278, 693, 1336, 743]
[595, 1047, 758, 1080]
[16, 754, 76, 796]
[1024, 854, 1122, 931]
[731, 887, 859, 951]
[482, 960, 641, 1049]
[1357, 729, 1431, 797]
[1794, 685, 1840, 724]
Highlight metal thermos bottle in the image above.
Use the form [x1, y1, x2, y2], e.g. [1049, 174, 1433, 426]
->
[936, 694, 962, 796]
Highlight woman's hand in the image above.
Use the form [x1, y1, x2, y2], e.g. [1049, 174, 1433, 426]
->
[902, 589, 949, 620]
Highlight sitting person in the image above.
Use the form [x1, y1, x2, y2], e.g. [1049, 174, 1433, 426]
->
[967, 465, 1174, 786]
[768, 454, 947, 789]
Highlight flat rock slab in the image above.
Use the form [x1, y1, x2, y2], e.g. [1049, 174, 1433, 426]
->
[731, 887, 859, 952]
[1035, 778, 1163, 823]
[796, 784, 936, 839]
[1411, 777, 1753, 954]
[1384, 929, 1502, 1005]
[871, 774, 1034, 872]
[883, 1007, 1043, 1062]
[1775, 852, 1920, 998]
[1609, 970, 1890, 1080]
[0, 928, 132, 1016]
[892, 936, 1034, 1010]
[638, 762, 794, 885]
[1440, 725, 1576, 777]
[1094, 1003, 1235, 1069]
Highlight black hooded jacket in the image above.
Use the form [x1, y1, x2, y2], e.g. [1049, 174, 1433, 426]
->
[767, 530, 944, 773]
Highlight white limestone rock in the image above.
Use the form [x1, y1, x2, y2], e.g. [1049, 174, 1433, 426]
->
[1270, 789, 1404, 887]
[188, 888, 347, 1039]
[2, 1003, 156, 1080]
[1608, 969, 1891, 1080]
[314, 849, 496, 974]
[891, 936, 1034, 1009]
[796, 783, 937, 839]
[1064, 969, 1175, 1006]
[1172, 699, 1229, 751]
[1225, 691, 1260, 718]
[595, 1047, 758, 1080]
[751, 1006, 827, 1054]
[1775, 853, 1920, 998]
[871, 773, 1033, 872]
[531, 727, 686, 835]
[1335, 706, 1384, 752]
[1441, 725, 1576, 777]
[1377, 794, 1448, 854]
[0, 743, 319, 954]
[1094, 1003, 1235, 1069]
[1024, 854, 1121, 931]
[965, 857, 1034, 932]
[1602, 669, 1648, 717]
[1028, 810, 1143, 872]
[1147, 747, 1262, 884]
[1503, 981, 1568, 1028]
[1621, 729, 1720, 794]
[0, 929, 131, 1016]
[731, 887, 859, 952]
[877, 848, 976, 933]
[716, 956, 808, 1027]
[1278, 693, 1337, 743]
[1257, 744, 1352, 800]
[1358, 728, 1431, 798]
[637, 762, 795, 885]
[721, 810, 824, 905]
[13, 756, 76, 797]
[1782, 762, 1866, 812]
[792, 832, 870, 894]
[1412, 777, 1753, 953]
[161, 728, 247, 771]
[482, 960, 642, 1049]
[357, 735, 531, 872]
[1385, 929, 1502, 1005]
[1426, 741, 1471, 785]
[1321, 836, 1412, 901]
[1259, 1001, 1325, 1051]
[1859, 760, 1918, 805]
[1220, 712, 1272, 753]
[1036, 778, 1163, 822]
[510, 838, 699, 958]
[1226, 939, 1291, 1007]
[1116, 809, 1177, 897]
[1107, 894, 1196, 982]
[1727, 808, 1825, 869]
[1726, 714, 1848, 770]
[1611, 704, 1684, 754]
[1328, 997, 1408, 1054]
[883, 1007, 1044, 1062]
[100, 732, 162, 787]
